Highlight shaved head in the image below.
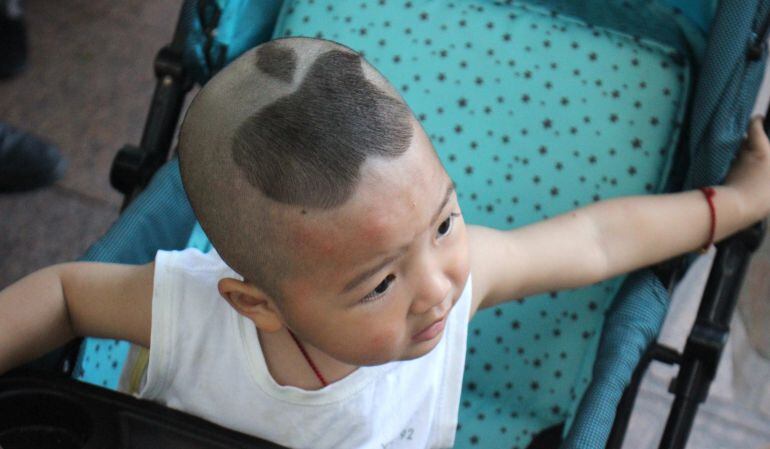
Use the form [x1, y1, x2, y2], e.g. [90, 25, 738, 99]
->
[178, 37, 415, 300]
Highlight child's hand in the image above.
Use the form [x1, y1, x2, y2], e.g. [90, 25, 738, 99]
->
[724, 116, 770, 222]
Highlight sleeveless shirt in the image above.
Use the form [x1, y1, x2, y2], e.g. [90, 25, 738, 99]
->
[137, 247, 472, 449]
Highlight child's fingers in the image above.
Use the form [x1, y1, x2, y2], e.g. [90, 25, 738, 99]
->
[748, 116, 770, 153]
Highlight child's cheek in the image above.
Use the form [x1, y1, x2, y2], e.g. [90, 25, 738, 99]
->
[452, 227, 472, 287]
[363, 325, 402, 361]
[454, 253, 471, 293]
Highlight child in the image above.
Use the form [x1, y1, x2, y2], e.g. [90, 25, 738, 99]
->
[2, 37, 770, 449]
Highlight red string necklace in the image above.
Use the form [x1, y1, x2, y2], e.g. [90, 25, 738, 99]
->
[288, 329, 328, 387]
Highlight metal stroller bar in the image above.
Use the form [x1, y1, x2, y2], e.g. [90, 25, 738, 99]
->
[109, 1, 199, 209]
[606, 217, 766, 449]
[658, 219, 766, 449]
[605, 343, 680, 449]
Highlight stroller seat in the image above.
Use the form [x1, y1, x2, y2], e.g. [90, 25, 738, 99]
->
[270, 2, 689, 447]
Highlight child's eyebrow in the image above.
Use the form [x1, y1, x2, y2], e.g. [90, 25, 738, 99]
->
[429, 180, 457, 226]
[339, 180, 456, 295]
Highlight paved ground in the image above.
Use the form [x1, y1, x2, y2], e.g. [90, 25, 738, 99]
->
[0, 0, 181, 287]
[1, 2, 768, 448]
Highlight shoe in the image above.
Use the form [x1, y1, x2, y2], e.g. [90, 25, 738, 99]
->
[0, 0, 27, 79]
[0, 122, 67, 193]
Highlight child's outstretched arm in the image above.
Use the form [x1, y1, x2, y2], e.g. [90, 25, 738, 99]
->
[0, 261, 154, 374]
[472, 117, 770, 310]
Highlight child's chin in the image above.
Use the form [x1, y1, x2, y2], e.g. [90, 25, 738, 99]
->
[351, 331, 447, 366]
[401, 330, 447, 360]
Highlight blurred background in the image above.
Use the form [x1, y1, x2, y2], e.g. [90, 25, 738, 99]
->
[0, 0, 182, 286]
[0, 1, 768, 448]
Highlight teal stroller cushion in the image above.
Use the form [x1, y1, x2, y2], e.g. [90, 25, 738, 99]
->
[271, 0, 687, 446]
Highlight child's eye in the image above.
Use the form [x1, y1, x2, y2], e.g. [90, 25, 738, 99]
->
[437, 212, 461, 238]
[361, 274, 395, 303]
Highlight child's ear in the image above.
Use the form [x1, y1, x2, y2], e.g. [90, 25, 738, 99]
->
[217, 278, 283, 333]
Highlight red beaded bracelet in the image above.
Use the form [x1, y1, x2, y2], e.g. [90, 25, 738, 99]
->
[699, 186, 716, 253]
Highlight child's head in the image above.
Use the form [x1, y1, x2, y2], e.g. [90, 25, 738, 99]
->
[178, 37, 470, 365]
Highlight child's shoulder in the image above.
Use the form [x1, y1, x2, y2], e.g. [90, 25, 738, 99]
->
[157, 247, 237, 278]
[464, 223, 543, 315]
[465, 224, 504, 317]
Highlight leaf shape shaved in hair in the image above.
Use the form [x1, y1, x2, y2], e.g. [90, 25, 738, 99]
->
[234, 48, 412, 208]
[256, 44, 297, 83]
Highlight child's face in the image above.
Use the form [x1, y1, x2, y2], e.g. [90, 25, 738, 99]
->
[275, 122, 470, 366]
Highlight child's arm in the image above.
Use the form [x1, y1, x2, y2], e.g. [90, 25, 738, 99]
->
[472, 117, 770, 310]
[0, 262, 154, 374]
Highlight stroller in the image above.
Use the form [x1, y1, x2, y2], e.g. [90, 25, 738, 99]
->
[2, 0, 769, 448]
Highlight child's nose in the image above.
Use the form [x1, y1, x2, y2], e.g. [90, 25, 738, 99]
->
[410, 270, 451, 315]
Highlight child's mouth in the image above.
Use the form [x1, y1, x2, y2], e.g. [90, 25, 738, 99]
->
[412, 315, 447, 342]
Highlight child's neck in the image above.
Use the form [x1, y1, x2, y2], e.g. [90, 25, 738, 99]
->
[257, 327, 359, 390]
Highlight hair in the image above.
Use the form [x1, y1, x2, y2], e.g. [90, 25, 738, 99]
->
[178, 37, 414, 300]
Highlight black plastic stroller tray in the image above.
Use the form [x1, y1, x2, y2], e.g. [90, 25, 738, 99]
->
[0, 374, 285, 449]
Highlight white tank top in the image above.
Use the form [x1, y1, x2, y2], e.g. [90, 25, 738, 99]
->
[136, 247, 473, 449]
